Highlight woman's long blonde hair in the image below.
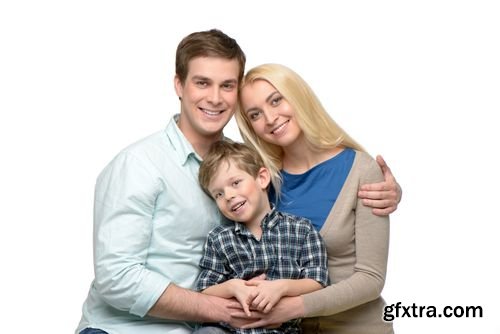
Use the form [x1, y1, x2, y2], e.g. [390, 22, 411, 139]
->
[235, 63, 365, 194]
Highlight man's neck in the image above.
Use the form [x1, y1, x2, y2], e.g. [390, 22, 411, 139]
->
[176, 116, 223, 158]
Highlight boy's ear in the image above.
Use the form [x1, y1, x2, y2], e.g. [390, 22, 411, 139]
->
[257, 167, 271, 189]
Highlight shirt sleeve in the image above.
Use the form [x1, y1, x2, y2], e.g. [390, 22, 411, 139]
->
[93, 151, 170, 317]
[302, 154, 390, 317]
[196, 230, 230, 291]
[299, 221, 330, 287]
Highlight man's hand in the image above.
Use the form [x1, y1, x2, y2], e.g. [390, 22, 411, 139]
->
[358, 155, 402, 216]
[232, 296, 304, 329]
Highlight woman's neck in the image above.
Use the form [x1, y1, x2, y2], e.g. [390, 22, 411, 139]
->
[282, 143, 345, 174]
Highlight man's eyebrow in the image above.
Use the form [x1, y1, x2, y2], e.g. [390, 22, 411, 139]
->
[222, 79, 238, 85]
[191, 75, 211, 81]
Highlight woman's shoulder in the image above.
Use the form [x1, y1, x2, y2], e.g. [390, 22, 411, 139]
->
[351, 150, 384, 182]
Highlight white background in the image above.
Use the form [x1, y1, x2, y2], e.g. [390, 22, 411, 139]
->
[1, 0, 499, 333]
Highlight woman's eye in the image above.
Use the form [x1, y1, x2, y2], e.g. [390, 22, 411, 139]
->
[249, 111, 261, 120]
[271, 96, 282, 106]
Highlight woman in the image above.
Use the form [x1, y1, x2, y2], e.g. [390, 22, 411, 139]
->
[234, 64, 395, 333]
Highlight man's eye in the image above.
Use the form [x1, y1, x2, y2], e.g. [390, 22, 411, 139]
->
[222, 83, 235, 90]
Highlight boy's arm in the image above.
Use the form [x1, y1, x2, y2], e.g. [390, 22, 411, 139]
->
[273, 278, 323, 296]
[201, 278, 245, 298]
[246, 278, 322, 313]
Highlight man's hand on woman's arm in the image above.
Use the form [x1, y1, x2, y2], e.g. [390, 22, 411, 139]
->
[358, 155, 402, 216]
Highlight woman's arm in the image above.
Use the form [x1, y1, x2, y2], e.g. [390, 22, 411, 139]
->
[302, 154, 390, 316]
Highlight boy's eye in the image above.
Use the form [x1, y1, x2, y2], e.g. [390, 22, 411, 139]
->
[213, 192, 222, 199]
[232, 180, 241, 187]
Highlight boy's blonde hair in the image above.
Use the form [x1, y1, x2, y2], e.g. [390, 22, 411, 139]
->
[199, 140, 268, 197]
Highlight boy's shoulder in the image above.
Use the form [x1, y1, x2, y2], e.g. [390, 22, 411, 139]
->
[207, 220, 236, 237]
[275, 210, 314, 230]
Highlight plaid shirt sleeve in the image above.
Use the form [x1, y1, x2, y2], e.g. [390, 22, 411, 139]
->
[195, 229, 231, 291]
[299, 220, 330, 287]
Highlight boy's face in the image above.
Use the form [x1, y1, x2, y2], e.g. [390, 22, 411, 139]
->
[174, 56, 239, 142]
[208, 160, 271, 227]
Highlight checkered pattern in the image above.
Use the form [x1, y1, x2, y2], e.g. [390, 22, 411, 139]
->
[196, 209, 329, 334]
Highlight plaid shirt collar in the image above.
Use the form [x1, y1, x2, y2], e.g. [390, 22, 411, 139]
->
[233, 205, 280, 237]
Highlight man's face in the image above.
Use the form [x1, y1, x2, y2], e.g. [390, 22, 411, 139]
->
[175, 57, 240, 142]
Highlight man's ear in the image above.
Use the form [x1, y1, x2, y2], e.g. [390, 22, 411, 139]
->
[174, 75, 183, 100]
[257, 167, 271, 190]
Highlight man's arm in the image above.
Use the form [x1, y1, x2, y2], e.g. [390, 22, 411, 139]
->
[358, 155, 402, 216]
[148, 283, 238, 322]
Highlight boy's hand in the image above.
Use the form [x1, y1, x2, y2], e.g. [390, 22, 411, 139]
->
[245, 280, 285, 313]
[228, 279, 257, 316]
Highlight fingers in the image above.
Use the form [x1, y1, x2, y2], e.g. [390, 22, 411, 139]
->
[376, 155, 388, 171]
[248, 273, 266, 281]
[359, 181, 392, 192]
[227, 299, 243, 310]
[372, 206, 397, 216]
[361, 197, 396, 208]
[242, 302, 251, 317]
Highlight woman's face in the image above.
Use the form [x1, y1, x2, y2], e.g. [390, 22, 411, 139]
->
[240, 79, 303, 148]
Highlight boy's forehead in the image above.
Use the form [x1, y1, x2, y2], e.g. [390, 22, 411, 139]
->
[210, 160, 242, 185]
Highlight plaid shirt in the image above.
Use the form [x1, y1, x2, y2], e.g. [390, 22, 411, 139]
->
[196, 208, 329, 334]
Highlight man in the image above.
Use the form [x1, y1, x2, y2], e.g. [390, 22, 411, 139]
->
[76, 29, 401, 334]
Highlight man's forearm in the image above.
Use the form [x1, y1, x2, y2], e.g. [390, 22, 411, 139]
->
[148, 283, 231, 323]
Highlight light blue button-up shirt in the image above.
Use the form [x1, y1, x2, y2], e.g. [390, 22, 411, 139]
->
[77, 115, 221, 334]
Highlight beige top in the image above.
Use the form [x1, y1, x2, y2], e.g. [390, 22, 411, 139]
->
[301, 151, 394, 334]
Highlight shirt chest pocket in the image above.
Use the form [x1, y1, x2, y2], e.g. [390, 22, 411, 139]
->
[267, 255, 302, 280]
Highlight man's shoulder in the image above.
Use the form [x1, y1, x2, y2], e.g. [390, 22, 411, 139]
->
[97, 129, 169, 177]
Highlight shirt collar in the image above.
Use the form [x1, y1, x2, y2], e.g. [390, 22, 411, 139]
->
[234, 204, 280, 235]
[164, 114, 202, 165]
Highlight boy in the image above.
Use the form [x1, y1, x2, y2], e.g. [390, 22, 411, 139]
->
[195, 141, 329, 333]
